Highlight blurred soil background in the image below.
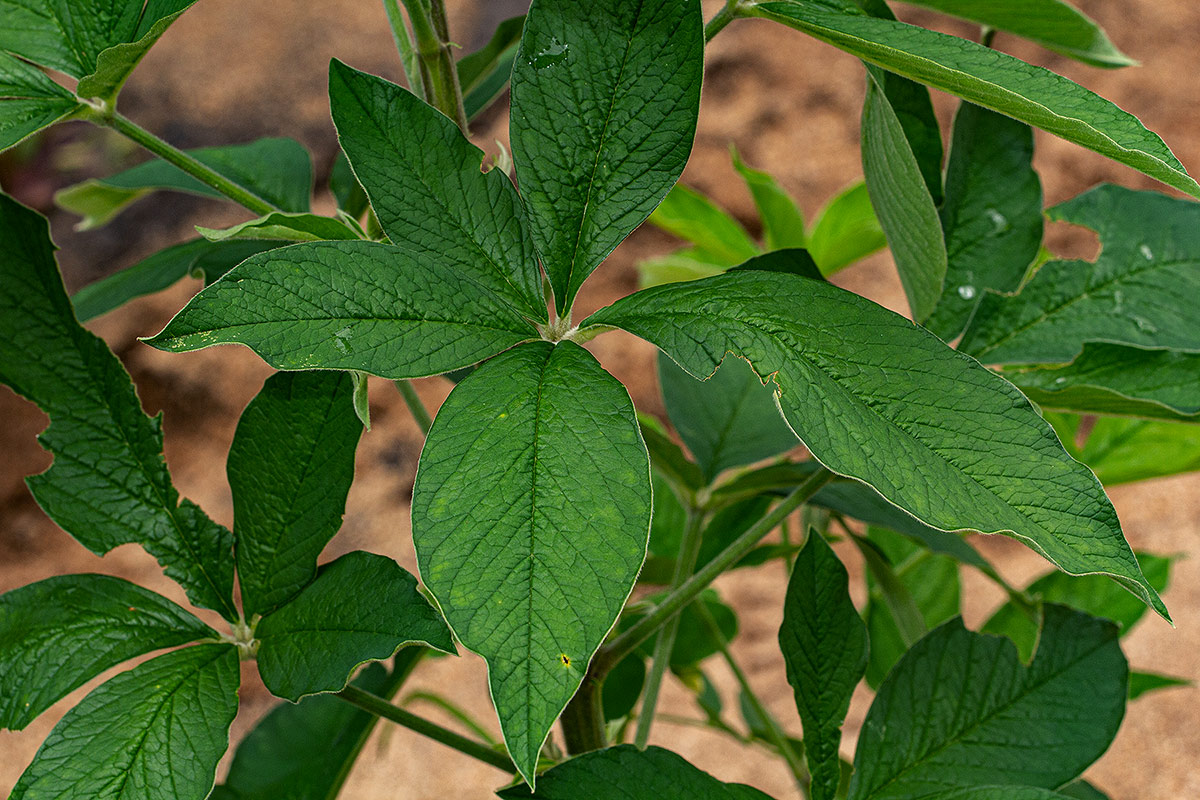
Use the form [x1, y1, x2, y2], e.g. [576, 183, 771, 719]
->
[2, 0, 1198, 797]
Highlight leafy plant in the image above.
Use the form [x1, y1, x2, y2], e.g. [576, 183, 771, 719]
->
[1, 0, 1196, 798]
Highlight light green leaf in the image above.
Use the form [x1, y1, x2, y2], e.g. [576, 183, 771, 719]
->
[780, 531, 868, 800]
[861, 72, 946, 321]
[731, 147, 806, 250]
[11, 644, 239, 800]
[0, 194, 236, 618]
[510, 0, 704, 313]
[960, 186, 1200, 364]
[926, 102, 1042, 341]
[1049, 413, 1200, 486]
[586, 270, 1166, 618]
[55, 137, 313, 229]
[411, 340, 650, 783]
[637, 248, 727, 288]
[0, 574, 213, 730]
[228, 371, 362, 617]
[256, 551, 453, 701]
[899, 0, 1134, 68]
[75, 1, 197, 99]
[0, 52, 82, 152]
[144, 240, 536, 379]
[458, 15, 525, 121]
[1128, 670, 1190, 701]
[498, 745, 773, 799]
[1009, 343, 1200, 421]
[806, 181, 886, 274]
[848, 606, 1127, 800]
[648, 183, 760, 265]
[197, 212, 359, 243]
[658, 352, 798, 482]
[72, 238, 279, 321]
[750, 2, 1200, 198]
[329, 61, 546, 320]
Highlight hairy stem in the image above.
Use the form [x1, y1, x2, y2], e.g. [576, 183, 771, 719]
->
[400, 0, 470, 135]
[395, 379, 434, 434]
[382, 0, 426, 96]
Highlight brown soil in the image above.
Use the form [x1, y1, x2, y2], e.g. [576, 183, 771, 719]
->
[2, 0, 1198, 797]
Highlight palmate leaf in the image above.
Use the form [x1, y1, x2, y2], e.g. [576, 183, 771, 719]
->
[749, 2, 1200, 199]
[960, 185, 1200, 364]
[144, 240, 536, 379]
[255, 551, 453, 701]
[228, 371, 362, 617]
[586, 270, 1166, 618]
[0, 574, 213, 730]
[848, 606, 1127, 800]
[0, 194, 236, 619]
[510, 0, 704, 313]
[0, 52, 82, 152]
[411, 340, 650, 784]
[11, 644, 240, 800]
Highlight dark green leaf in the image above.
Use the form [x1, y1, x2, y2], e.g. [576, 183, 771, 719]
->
[144, 240, 536, 379]
[75, 1, 197, 99]
[640, 416, 705, 493]
[861, 72, 946, 321]
[55, 138, 313, 229]
[0, 194, 236, 618]
[848, 606, 1127, 800]
[71, 238, 278, 321]
[627, 590, 738, 671]
[1128, 670, 1190, 701]
[601, 654, 645, 721]
[0, 52, 82, 152]
[806, 181, 886, 274]
[1058, 781, 1111, 800]
[228, 371, 362, 617]
[329, 61, 546, 320]
[458, 15, 525, 120]
[918, 790, 1079, 800]
[328, 150, 368, 219]
[750, 3, 1200, 198]
[731, 148, 807, 250]
[960, 186, 1200, 364]
[648, 184, 760, 265]
[256, 551, 453, 701]
[730, 248, 823, 280]
[498, 745, 773, 799]
[0, 574, 213, 730]
[658, 352, 798, 483]
[510, 0, 704, 312]
[780, 531, 868, 800]
[1049, 413, 1200, 486]
[411, 340, 650, 782]
[586, 270, 1166, 618]
[197, 212, 359, 243]
[926, 102, 1042, 341]
[11, 644, 239, 800]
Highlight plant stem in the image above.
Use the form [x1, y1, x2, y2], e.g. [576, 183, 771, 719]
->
[100, 112, 278, 216]
[597, 468, 835, 674]
[382, 0, 426, 97]
[404, 691, 499, 746]
[559, 677, 606, 755]
[337, 684, 516, 772]
[400, 0, 470, 135]
[705, 1, 741, 42]
[395, 379, 433, 434]
[634, 506, 707, 747]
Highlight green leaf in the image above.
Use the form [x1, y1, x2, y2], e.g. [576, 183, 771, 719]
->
[71, 238, 278, 321]
[648, 184, 760, 265]
[498, 745, 772, 799]
[55, 137, 313, 229]
[960, 185, 1200, 364]
[0, 52, 83, 153]
[411, 340, 650, 783]
[75, 1, 197, 100]
[197, 212, 359, 243]
[750, 2, 1200, 199]
[228, 371, 362, 617]
[586, 270, 1166, 618]
[458, 15, 525, 120]
[11, 644, 239, 800]
[144, 240, 536, 379]
[806, 181, 886, 274]
[510, 0, 704, 313]
[637, 248, 727, 288]
[328, 150, 368, 219]
[255, 551, 453, 701]
[640, 416, 705, 493]
[0, 574, 213, 730]
[917, 790, 1079, 800]
[1050, 413, 1200, 486]
[1008, 343, 1200, 421]
[780, 531, 868, 800]
[658, 352, 798, 482]
[847, 606, 1128, 800]
[731, 148, 806, 250]
[861, 72, 946, 322]
[1128, 670, 1191, 701]
[627, 589, 738, 670]
[926, 102, 1042, 341]
[1058, 781, 1111, 800]
[983, 552, 1173, 662]
[328, 61, 546, 320]
[0, 194, 236, 618]
[900, 0, 1134, 68]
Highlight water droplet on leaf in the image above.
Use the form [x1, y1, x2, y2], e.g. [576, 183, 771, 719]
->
[531, 39, 568, 69]
[957, 285, 977, 300]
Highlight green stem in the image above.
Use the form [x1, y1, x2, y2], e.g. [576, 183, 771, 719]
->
[400, 0, 469, 134]
[404, 691, 499, 746]
[100, 112, 278, 216]
[395, 379, 433, 434]
[597, 468, 835, 674]
[337, 684, 516, 772]
[634, 506, 707, 747]
[705, 1, 741, 42]
[560, 678, 606, 755]
[382, 0, 426, 97]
